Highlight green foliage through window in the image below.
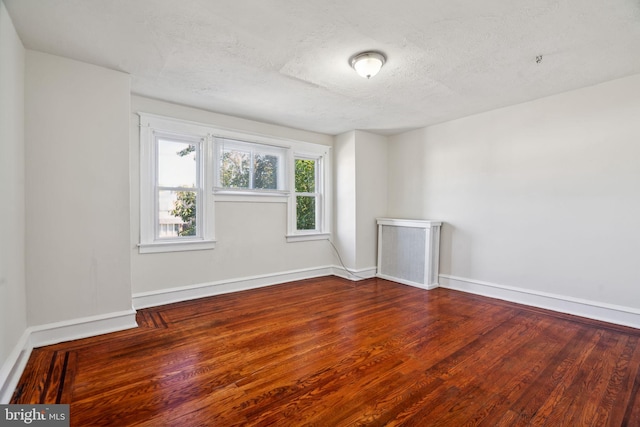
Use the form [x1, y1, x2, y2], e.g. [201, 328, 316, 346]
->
[167, 144, 197, 237]
[295, 159, 317, 230]
[295, 159, 315, 193]
[221, 151, 250, 188]
[253, 154, 278, 189]
[221, 149, 279, 190]
[296, 196, 316, 230]
[176, 144, 196, 157]
[171, 191, 197, 236]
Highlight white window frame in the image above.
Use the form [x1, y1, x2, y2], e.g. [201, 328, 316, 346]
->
[286, 146, 331, 242]
[139, 113, 331, 249]
[214, 137, 288, 195]
[138, 114, 216, 253]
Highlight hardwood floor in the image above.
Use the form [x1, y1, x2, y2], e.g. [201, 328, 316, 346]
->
[11, 277, 640, 426]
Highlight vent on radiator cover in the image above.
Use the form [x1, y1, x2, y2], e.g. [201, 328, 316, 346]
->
[376, 218, 442, 289]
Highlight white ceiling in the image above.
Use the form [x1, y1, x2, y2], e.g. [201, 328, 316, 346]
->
[5, 0, 640, 136]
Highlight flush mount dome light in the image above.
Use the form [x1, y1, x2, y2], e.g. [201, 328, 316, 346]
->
[350, 51, 386, 79]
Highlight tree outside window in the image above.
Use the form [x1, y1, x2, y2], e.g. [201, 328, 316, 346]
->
[218, 139, 284, 192]
[295, 158, 318, 231]
[157, 139, 199, 239]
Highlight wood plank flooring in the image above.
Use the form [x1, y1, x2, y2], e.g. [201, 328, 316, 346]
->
[11, 277, 640, 426]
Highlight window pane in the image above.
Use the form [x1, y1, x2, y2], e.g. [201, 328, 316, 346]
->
[159, 190, 197, 237]
[296, 196, 316, 230]
[158, 139, 197, 187]
[295, 159, 315, 193]
[254, 154, 278, 190]
[221, 150, 250, 188]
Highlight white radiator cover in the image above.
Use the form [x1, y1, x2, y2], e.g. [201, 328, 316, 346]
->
[376, 218, 442, 289]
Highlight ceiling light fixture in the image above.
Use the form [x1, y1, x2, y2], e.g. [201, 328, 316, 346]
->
[350, 51, 386, 79]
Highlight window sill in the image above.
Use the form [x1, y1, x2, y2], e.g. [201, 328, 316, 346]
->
[138, 239, 217, 254]
[285, 232, 331, 243]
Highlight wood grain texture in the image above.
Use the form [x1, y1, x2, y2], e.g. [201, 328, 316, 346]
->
[11, 277, 640, 426]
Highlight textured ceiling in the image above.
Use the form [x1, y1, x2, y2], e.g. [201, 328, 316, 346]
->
[5, 0, 640, 136]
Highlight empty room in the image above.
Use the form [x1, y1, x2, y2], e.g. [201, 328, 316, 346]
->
[1, 0, 640, 425]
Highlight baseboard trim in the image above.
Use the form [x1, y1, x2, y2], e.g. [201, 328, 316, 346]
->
[0, 309, 137, 403]
[439, 274, 640, 329]
[0, 330, 31, 404]
[132, 266, 335, 309]
[376, 273, 439, 290]
[332, 266, 377, 281]
[28, 309, 138, 349]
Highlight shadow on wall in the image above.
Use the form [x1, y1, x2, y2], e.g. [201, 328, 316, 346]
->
[438, 222, 474, 279]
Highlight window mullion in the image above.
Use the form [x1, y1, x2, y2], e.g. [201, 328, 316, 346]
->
[249, 150, 255, 190]
[158, 186, 198, 192]
[295, 191, 317, 197]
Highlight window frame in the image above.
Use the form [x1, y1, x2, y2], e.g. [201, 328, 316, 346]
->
[139, 113, 331, 251]
[155, 134, 201, 239]
[138, 114, 216, 254]
[214, 137, 288, 195]
[293, 155, 321, 231]
[286, 148, 331, 242]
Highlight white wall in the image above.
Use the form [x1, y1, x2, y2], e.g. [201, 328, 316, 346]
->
[0, 0, 26, 382]
[355, 131, 388, 271]
[333, 132, 357, 268]
[334, 130, 388, 274]
[130, 96, 335, 296]
[388, 74, 640, 314]
[25, 51, 132, 325]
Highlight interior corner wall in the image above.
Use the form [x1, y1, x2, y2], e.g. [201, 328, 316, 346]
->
[387, 74, 640, 311]
[129, 96, 335, 296]
[333, 131, 357, 269]
[334, 130, 389, 273]
[0, 0, 27, 374]
[354, 131, 388, 271]
[25, 51, 132, 325]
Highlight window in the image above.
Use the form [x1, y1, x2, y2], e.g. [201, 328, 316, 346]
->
[215, 138, 287, 193]
[139, 114, 215, 253]
[286, 150, 331, 242]
[295, 157, 319, 231]
[139, 113, 331, 251]
[157, 136, 199, 238]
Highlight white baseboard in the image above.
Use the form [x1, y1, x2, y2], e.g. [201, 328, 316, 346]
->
[0, 330, 31, 404]
[332, 266, 377, 281]
[27, 309, 138, 349]
[132, 266, 335, 309]
[0, 309, 137, 403]
[439, 274, 640, 329]
[376, 273, 439, 290]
